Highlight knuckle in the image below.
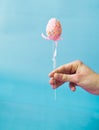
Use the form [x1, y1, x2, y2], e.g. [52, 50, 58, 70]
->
[62, 74, 67, 81]
[76, 60, 83, 65]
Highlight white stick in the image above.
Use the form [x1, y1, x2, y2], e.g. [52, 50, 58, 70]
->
[52, 41, 58, 100]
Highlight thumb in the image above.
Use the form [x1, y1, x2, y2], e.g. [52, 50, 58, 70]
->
[54, 73, 75, 83]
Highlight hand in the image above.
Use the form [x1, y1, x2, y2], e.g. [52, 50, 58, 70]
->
[49, 60, 99, 95]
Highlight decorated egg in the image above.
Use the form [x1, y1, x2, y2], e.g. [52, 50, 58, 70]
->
[42, 18, 62, 41]
[46, 18, 62, 41]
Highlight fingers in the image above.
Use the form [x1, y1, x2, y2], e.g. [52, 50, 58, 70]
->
[69, 82, 76, 91]
[49, 77, 64, 89]
[54, 73, 75, 83]
[49, 60, 82, 90]
[49, 73, 76, 89]
[49, 77, 77, 92]
[49, 60, 79, 78]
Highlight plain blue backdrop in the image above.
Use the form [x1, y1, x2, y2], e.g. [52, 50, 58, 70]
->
[0, 0, 99, 130]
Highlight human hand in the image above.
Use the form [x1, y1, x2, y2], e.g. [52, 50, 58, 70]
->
[49, 60, 99, 95]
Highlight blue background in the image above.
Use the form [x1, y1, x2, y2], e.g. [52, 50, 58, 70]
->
[0, 0, 99, 129]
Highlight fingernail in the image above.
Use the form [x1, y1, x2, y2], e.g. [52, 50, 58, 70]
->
[52, 85, 56, 89]
[48, 72, 54, 78]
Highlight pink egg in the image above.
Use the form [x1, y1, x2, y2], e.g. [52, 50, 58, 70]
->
[46, 18, 62, 41]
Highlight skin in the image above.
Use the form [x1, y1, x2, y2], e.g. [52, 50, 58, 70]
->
[49, 60, 99, 95]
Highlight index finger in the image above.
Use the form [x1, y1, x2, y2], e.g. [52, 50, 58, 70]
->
[48, 65, 66, 77]
[48, 60, 79, 78]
